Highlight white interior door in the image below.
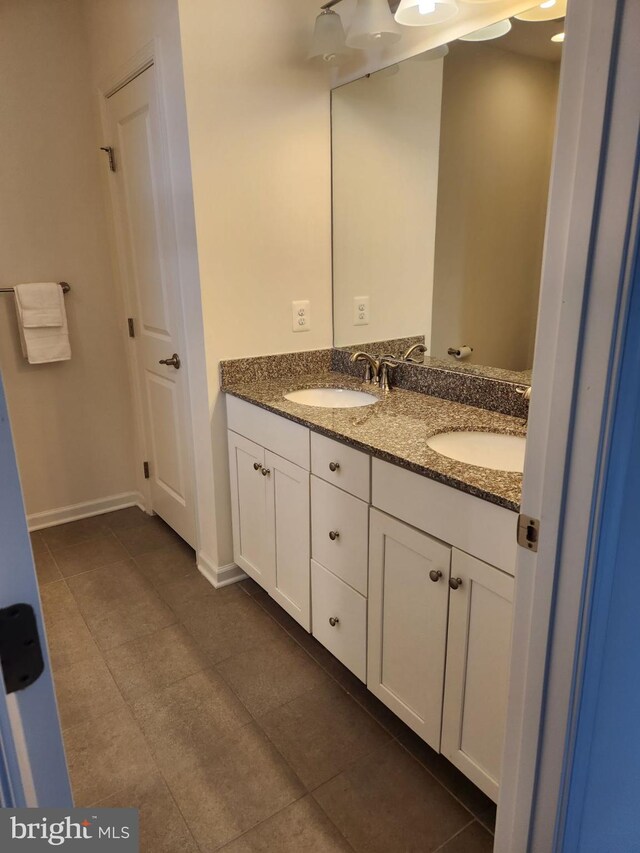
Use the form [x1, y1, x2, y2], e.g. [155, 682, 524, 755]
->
[105, 66, 195, 547]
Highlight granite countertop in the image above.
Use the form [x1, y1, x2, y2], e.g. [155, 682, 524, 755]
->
[222, 370, 526, 513]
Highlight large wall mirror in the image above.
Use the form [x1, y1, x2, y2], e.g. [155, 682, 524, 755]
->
[332, 13, 563, 382]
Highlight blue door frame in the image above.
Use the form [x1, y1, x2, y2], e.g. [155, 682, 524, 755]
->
[559, 166, 640, 849]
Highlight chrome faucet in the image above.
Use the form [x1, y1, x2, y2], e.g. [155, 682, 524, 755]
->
[402, 343, 428, 363]
[350, 351, 380, 384]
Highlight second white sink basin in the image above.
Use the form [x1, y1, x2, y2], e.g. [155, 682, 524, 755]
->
[427, 431, 526, 473]
[284, 388, 379, 409]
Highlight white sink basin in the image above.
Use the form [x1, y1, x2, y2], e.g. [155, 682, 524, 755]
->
[427, 431, 526, 473]
[284, 388, 379, 409]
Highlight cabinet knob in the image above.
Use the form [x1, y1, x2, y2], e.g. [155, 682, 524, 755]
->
[329, 616, 340, 627]
[449, 577, 463, 590]
[329, 461, 340, 472]
[253, 462, 262, 471]
[261, 467, 271, 477]
[429, 570, 443, 583]
[329, 530, 340, 541]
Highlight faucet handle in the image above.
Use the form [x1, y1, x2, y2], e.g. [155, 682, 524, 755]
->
[379, 357, 397, 392]
[516, 385, 532, 402]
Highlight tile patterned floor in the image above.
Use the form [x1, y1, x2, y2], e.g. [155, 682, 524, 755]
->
[33, 508, 496, 852]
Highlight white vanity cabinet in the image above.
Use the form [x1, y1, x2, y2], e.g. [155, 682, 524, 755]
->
[368, 510, 451, 750]
[227, 398, 311, 630]
[226, 395, 517, 802]
[441, 550, 514, 801]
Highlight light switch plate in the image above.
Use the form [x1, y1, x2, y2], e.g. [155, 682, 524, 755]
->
[292, 300, 311, 332]
[353, 296, 370, 326]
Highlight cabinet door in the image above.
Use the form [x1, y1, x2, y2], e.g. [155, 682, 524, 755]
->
[441, 550, 514, 802]
[265, 451, 311, 631]
[368, 509, 451, 750]
[228, 431, 271, 589]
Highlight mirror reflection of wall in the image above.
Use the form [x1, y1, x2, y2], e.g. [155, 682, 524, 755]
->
[332, 18, 562, 379]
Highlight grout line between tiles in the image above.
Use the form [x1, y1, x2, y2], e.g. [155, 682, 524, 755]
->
[431, 818, 479, 853]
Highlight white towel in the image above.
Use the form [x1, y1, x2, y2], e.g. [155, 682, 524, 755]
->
[14, 283, 71, 364]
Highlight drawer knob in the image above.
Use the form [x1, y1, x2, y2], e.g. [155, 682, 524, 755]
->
[329, 530, 340, 541]
[261, 467, 271, 477]
[429, 570, 443, 583]
[329, 616, 340, 627]
[329, 461, 340, 472]
[253, 462, 262, 471]
[449, 577, 463, 590]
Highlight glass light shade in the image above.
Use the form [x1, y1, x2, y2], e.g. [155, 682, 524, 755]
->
[309, 9, 349, 63]
[550, 31, 565, 42]
[395, 0, 458, 27]
[459, 18, 512, 41]
[515, 0, 567, 22]
[346, 0, 402, 49]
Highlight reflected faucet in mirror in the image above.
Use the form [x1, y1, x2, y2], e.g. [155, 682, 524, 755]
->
[403, 343, 428, 363]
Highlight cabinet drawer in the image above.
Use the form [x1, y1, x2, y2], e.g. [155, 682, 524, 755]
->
[227, 396, 309, 470]
[311, 432, 370, 501]
[311, 476, 368, 595]
[311, 560, 367, 682]
[372, 458, 517, 576]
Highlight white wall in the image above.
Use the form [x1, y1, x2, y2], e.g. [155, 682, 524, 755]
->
[0, 0, 136, 522]
[178, 0, 333, 565]
[431, 42, 559, 371]
[332, 59, 443, 348]
[81, 0, 219, 571]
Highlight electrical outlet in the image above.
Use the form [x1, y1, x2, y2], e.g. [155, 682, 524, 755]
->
[292, 300, 311, 332]
[353, 296, 370, 326]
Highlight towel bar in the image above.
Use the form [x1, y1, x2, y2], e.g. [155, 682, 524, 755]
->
[0, 282, 71, 295]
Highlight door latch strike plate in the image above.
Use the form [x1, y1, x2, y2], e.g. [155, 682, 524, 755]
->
[128, 318, 135, 338]
[0, 604, 45, 694]
[517, 514, 540, 553]
[143, 461, 150, 480]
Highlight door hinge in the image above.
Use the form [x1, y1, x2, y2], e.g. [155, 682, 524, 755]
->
[517, 514, 540, 553]
[100, 145, 116, 172]
[128, 318, 135, 338]
[143, 461, 150, 479]
[0, 603, 45, 694]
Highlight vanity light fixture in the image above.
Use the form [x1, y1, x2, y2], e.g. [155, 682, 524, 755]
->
[459, 17, 512, 41]
[309, 6, 350, 63]
[346, 0, 402, 49]
[394, 0, 458, 27]
[515, 0, 567, 22]
[551, 31, 565, 42]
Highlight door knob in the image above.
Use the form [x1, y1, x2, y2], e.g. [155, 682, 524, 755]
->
[261, 467, 271, 477]
[329, 530, 340, 541]
[449, 577, 463, 590]
[329, 616, 340, 627]
[253, 462, 262, 471]
[429, 570, 443, 583]
[329, 462, 340, 472]
[159, 353, 181, 369]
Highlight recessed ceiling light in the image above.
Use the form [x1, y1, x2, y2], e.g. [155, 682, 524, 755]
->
[459, 18, 512, 42]
[515, 0, 567, 22]
[551, 31, 565, 43]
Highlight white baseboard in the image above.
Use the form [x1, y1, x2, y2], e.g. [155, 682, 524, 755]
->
[197, 552, 247, 589]
[27, 492, 145, 531]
